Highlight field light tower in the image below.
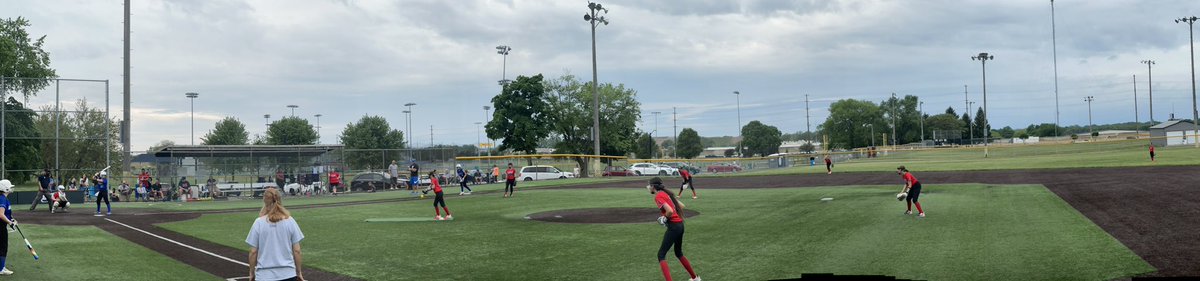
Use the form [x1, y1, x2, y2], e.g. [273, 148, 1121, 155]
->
[264, 114, 270, 127]
[585, 1, 609, 159]
[314, 114, 322, 144]
[1177, 16, 1199, 148]
[971, 52, 994, 157]
[185, 92, 199, 145]
[733, 91, 742, 157]
[496, 45, 512, 86]
[1142, 60, 1156, 124]
[890, 92, 897, 148]
[1084, 96, 1095, 140]
[864, 123, 875, 147]
[405, 103, 416, 148]
[287, 105, 298, 117]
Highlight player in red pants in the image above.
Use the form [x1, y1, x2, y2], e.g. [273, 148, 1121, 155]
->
[897, 166, 925, 218]
[422, 171, 452, 221]
[648, 177, 700, 281]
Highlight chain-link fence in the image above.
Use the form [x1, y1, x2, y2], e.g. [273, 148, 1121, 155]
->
[1, 77, 114, 187]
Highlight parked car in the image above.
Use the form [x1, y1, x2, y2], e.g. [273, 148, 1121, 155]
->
[350, 172, 390, 191]
[659, 162, 701, 175]
[629, 163, 679, 176]
[518, 165, 576, 181]
[706, 163, 743, 173]
[602, 166, 637, 176]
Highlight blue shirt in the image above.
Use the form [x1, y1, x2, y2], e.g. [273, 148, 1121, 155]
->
[0, 195, 11, 221]
[456, 168, 466, 178]
[97, 178, 108, 192]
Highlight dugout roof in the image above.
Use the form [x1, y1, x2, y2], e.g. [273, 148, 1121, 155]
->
[152, 145, 344, 158]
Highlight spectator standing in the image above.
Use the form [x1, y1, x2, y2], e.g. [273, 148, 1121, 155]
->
[388, 160, 400, 189]
[329, 169, 342, 195]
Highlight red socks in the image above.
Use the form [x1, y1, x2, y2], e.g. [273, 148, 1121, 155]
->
[435, 208, 441, 216]
[915, 202, 923, 214]
[679, 256, 697, 278]
[442, 207, 451, 215]
[659, 260, 672, 281]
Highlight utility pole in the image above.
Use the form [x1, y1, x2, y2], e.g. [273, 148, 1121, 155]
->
[672, 107, 677, 158]
[964, 85, 970, 144]
[474, 122, 482, 157]
[1142, 60, 1156, 124]
[919, 101, 925, 144]
[972, 52, 994, 157]
[805, 94, 812, 144]
[484, 106, 492, 156]
[585, 2, 609, 158]
[651, 111, 661, 158]
[968, 101, 975, 143]
[430, 125, 434, 148]
[1177, 16, 1199, 148]
[890, 92, 897, 149]
[733, 91, 742, 157]
[1051, 0, 1061, 138]
[1085, 96, 1095, 140]
[1134, 75, 1139, 137]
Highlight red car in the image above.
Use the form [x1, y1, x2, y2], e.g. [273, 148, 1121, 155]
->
[602, 166, 637, 176]
[706, 163, 743, 173]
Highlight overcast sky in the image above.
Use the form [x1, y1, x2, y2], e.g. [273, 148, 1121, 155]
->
[4, 0, 1200, 151]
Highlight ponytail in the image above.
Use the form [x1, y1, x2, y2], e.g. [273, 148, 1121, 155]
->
[260, 187, 291, 223]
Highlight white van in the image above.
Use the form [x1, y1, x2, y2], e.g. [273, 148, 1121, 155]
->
[518, 165, 575, 181]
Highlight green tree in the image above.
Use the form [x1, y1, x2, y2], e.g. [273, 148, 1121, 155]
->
[486, 74, 550, 156]
[723, 149, 735, 157]
[1018, 131, 1030, 140]
[998, 126, 1015, 139]
[741, 120, 782, 157]
[634, 132, 658, 159]
[2, 97, 40, 183]
[201, 117, 249, 145]
[266, 117, 318, 145]
[925, 113, 965, 140]
[973, 107, 989, 140]
[340, 115, 405, 170]
[880, 94, 922, 144]
[818, 99, 885, 149]
[0, 17, 57, 98]
[33, 99, 123, 179]
[799, 142, 815, 153]
[200, 117, 250, 180]
[542, 74, 641, 174]
[675, 128, 703, 159]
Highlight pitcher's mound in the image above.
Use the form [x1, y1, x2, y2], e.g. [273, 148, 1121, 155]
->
[526, 207, 700, 224]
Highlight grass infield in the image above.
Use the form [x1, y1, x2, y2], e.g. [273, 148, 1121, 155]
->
[160, 184, 1153, 280]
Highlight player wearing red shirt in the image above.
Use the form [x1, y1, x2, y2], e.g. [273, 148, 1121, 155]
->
[898, 166, 925, 217]
[824, 155, 833, 175]
[647, 177, 699, 281]
[503, 163, 517, 198]
[676, 169, 697, 199]
[1149, 145, 1156, 162]
[329, 170, 342, 195]
[423, 171, 452, 220]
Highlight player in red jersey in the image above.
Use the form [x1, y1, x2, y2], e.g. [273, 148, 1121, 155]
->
[824, 154, 833, 175]
[1149, 144, 1156, 162]
[648, 177, 700, 281]
[422, 170, 452, 221]
[676, 168, 697, 199]
[503, 163, 517, 198]
[898, 166, 925, 218]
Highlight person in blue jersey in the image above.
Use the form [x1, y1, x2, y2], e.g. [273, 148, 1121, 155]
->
[0, 180, 18, 275]
[95, 171, 111, 216]
[455, 164, 473, 195]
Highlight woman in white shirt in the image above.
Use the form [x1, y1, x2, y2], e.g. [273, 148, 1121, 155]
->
[245, 188, 305, 281]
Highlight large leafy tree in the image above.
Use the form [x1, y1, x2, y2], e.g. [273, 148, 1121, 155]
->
[676, 128, 703, 159]
[2, 97, 40, 183]
[880, 94, 922, 144]
[486, 74, 550, 156]
[741, 120, 782, 157]
[200, 117, 250, 180]
[818, 99, 886, 149]
[0, 17, 57, 98]
[973, 107, 989, 140]
[33, 99, 124, 179]
[634, 132, 658, 159]
[266, 117, 318, 145]
[925, 113, 965, 141]
[340, 115, 405, 170]
[542, 74, 641, 174]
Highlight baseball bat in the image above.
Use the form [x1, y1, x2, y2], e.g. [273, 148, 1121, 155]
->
[94, 165, 111, 177]
[13, 224, 39, 260]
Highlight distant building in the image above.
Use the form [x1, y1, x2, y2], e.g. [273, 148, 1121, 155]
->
[1149, 120, 1199, 147]
[778, 141, 822, 154]
[700, 147, 737, 157]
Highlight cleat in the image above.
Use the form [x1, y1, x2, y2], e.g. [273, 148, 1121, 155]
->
[904, 210, 912, 215]
[919, 213, 925, 218]
[445, 215, 453, 220]
[0, 268, 13, 275]
[435, 215, 444, 221]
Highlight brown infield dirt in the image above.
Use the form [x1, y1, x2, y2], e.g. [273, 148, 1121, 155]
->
[11, 165, 1199, 279]
[526, 207, 700, 224]
[564, 165, 1200, 278]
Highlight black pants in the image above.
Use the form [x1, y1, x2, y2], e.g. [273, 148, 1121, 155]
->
[433, 192, 446, 208]
[460, 176, 472, 192]
[29, 189, 51, 210]
[907, 183, 923, 203]
[0, 222, 7, 257]
[679, 179, 693, 193]
[658, 221, 685, 260]
[505, 179, 516, 194]
[96, 189, 110, 211]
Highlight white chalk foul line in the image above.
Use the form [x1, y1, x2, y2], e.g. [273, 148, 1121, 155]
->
[105, 218, 249, 267]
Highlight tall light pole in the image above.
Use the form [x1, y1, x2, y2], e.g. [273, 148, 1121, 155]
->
[1051, 0, 1061, 137]
[805, 94, 812, 144]
[1142, 60, 1156, 124]
[405, 102, 416, 147]
[1177, 16, 1199, 148]
[864, 123, 875, 147]
[1084, 96, 1095, 140]
[496, 45, 512, 86]
[483, 105, 492, 156]
[971, 52, 994, 157]
[585, 2, 609, 158]
[1134, 75, 1140, 136]
[967, 101, 976, 143]
[474, 122, 483, 157]
[919, 101, 925, 144]
[264, 114, 271, 127]
[672, 107, 678, 158]
[185, 92, 198, 145]
[287, 105, 298, 117]
[651, 111, 661, 157]
[733, 91, 742, 157]
[314, 114, 322, 144]
[890, 92, 897, 148]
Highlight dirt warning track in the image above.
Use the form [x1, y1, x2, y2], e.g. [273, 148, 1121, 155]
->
[565, 166, 1200, 277]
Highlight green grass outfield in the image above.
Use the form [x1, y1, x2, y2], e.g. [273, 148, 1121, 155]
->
[160, 184, 1153, 280]
[732, 140, 1200, 177]
[2, 224, 217, 280]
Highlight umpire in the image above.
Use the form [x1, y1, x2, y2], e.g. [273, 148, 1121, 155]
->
[29, 169, 53, 212]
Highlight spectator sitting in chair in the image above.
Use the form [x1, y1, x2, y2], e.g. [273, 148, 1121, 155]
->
[135, 182, 146, 202]
[206, 178, 220, 198]
[179, 177, 192, 202]
[117, 180, 131, 202]
[150, 179, 163, 201]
